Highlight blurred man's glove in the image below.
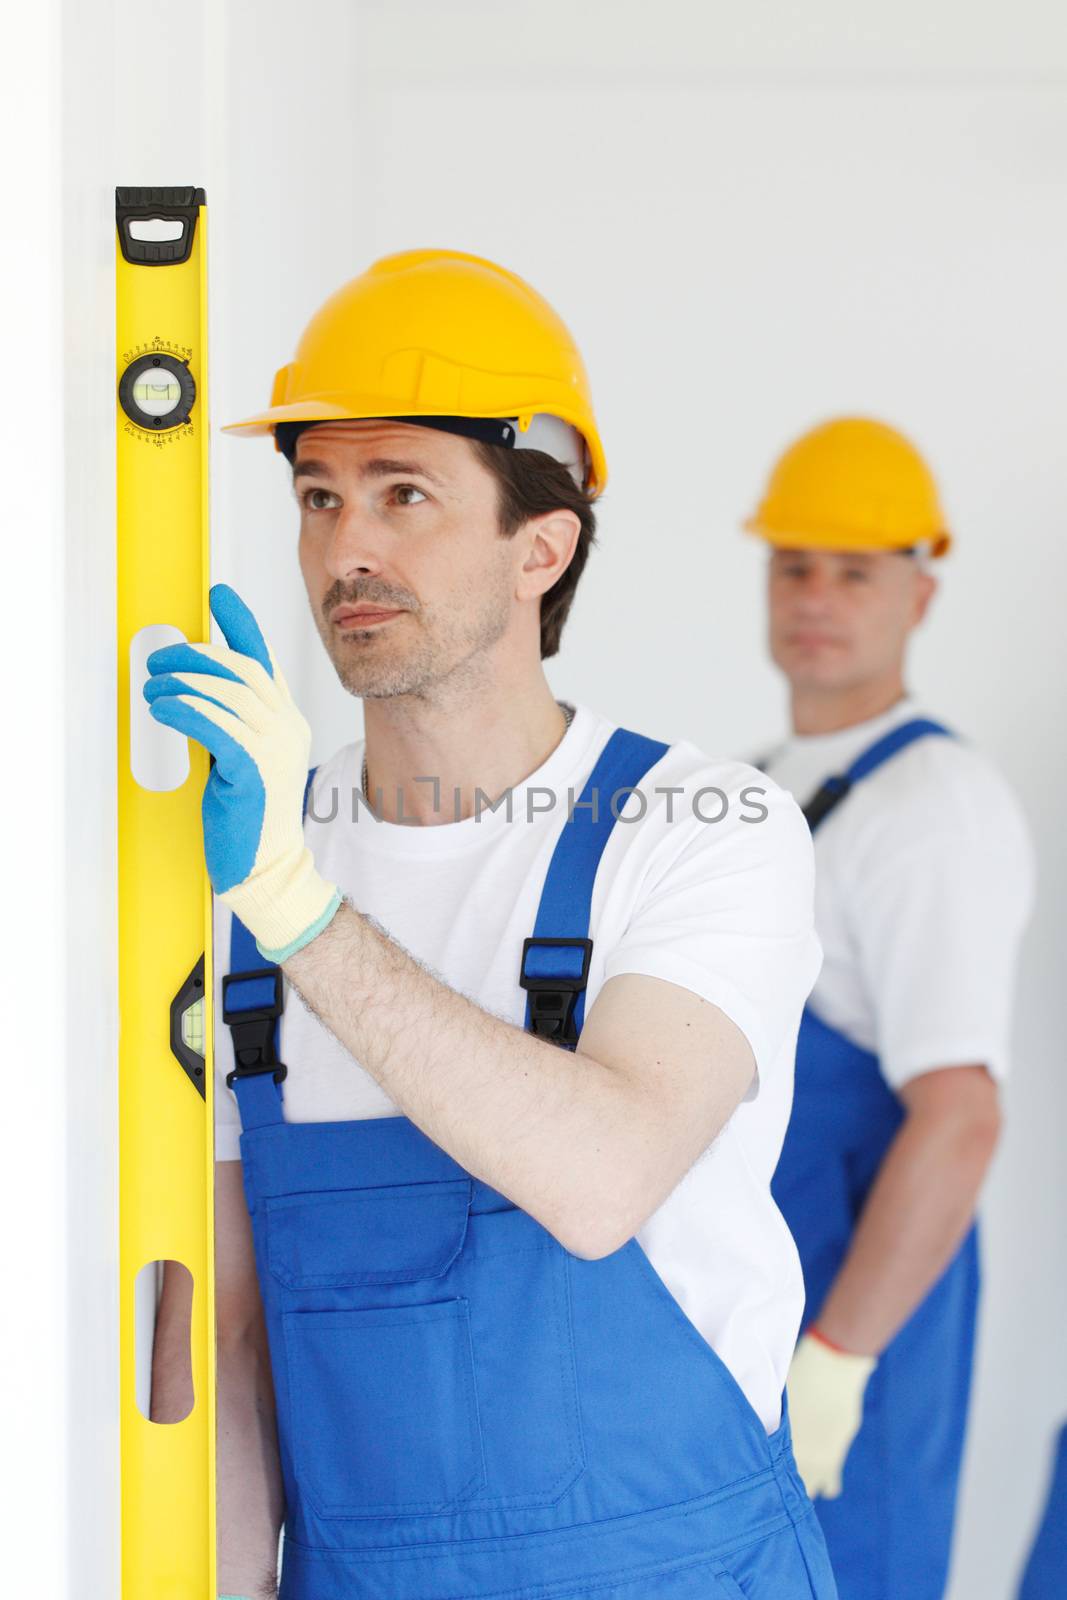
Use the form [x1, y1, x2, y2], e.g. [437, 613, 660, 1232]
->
[787, 1328, 877, 1500]
[144, 583, 341, 962]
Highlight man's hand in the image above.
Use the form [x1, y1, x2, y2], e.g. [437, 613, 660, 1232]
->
[143, 583, 340, 960]
[786, 1065, 1000, 1501]
[787, 1330, 876, 1500]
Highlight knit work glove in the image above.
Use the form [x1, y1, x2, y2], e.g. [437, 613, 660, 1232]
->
[787, 1329, 877, 1500]
[143, 583, 341, 961]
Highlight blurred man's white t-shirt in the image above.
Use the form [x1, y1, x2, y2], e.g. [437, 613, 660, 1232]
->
[759, 691, 1035, 1088]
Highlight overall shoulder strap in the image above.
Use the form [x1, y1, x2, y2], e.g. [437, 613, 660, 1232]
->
[804, 717, 954, 833]
[520, 726, 669, 1048]
[224, 767, 318, 1131]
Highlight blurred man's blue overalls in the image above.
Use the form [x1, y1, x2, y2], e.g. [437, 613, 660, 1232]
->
[773, 718, 979, 1600]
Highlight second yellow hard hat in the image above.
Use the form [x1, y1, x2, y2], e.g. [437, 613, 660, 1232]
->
[744, 417, 952, 558]
[222, 247, 607, 494]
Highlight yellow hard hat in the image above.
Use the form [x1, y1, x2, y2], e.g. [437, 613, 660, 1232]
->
[222, 247, 607, 493]
[744, 417, 952, 558]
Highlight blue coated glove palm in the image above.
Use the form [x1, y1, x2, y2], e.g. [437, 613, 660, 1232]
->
[143, 583, 341, 961]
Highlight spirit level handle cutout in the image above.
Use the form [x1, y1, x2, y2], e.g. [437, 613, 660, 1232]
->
[130, 624, 191, 792]
[127, 217, 185, 244]
[135, 1259, 194, 1423]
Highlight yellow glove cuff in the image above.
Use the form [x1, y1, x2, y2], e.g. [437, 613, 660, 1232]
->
[222, 845, 342, 963]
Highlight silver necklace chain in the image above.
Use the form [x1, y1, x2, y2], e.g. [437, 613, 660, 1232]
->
[360, 701, 575, 804]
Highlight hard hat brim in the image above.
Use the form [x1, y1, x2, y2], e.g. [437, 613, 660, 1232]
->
[743, 517, 952, 559]
[222, 397, 607, 495]
[221, 397, 442, 436]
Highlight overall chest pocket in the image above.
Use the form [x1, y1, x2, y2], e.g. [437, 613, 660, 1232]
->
[266, 1178, 486, 1520]
[262, 1181, 585, 1522]
[265, 1178, 472, 1288]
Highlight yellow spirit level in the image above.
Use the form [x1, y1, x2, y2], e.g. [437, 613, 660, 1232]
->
[116, 185, 215, 1598]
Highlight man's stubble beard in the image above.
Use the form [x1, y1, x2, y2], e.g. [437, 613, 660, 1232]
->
[314, 564, 516, 703]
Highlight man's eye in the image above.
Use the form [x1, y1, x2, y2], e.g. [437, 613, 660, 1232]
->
[843, 568, 871, 582]
[302, 488, 340, 512]
[392, 483, 427, 507]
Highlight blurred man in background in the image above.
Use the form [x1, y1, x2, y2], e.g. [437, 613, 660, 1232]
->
[745, 418, 1035, 1599]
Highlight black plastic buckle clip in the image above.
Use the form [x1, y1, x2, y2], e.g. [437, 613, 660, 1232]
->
[519, 936, 593, 1046]
[222, 967, 288, 1087]
[803, 773, 853, 831]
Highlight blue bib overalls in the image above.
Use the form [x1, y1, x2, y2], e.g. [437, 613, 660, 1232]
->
[1017, 1420, 1067, 1599]
[771, 719, 981, 1600]
[224, 728, 838, 1600]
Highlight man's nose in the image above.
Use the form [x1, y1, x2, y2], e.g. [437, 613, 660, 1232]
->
[321, 505, 388, 581]
[792, 566, 836, 608]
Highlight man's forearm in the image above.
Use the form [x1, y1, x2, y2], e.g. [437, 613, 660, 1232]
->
[149, 1300, 194, 1426]
[216, 1331, 284, 1600]
[814, 1068, 1001, 1354]
[284, 901, 659, 1258]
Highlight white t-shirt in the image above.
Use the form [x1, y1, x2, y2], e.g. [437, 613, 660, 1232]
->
[758, 693, 1035, 1088]
[213, 701, 822, 1433]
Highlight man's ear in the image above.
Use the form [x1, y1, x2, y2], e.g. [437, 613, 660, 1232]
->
[913, 568, 938, 625]
[516, 509, 582, 599]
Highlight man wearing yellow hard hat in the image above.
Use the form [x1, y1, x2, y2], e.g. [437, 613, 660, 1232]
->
[745, 419, 1035, 1598]
[147, 251, 838, 1599]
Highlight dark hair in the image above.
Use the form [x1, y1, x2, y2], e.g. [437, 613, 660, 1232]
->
[469, 440, 599, 659]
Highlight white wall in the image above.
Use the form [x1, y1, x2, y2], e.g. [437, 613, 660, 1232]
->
[3, 3, 68, 1596]
[42, 1, 1067, 1594]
